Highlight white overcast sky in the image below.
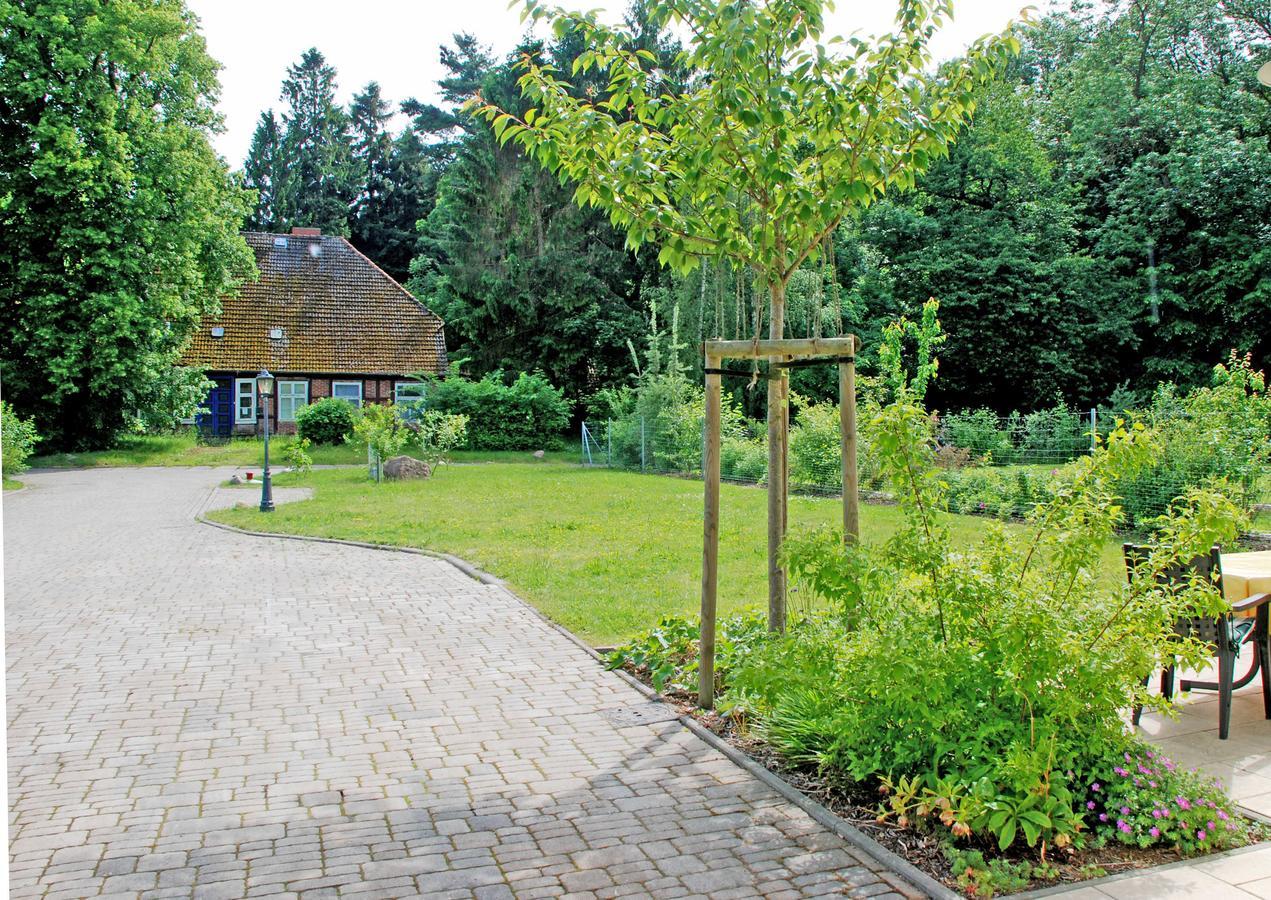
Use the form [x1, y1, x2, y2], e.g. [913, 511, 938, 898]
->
[190, 0, 1040, 167]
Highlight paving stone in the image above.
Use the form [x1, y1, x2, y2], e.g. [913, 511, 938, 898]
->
[6, 467, 909, 899]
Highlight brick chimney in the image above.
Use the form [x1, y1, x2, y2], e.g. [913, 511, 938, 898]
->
[291, 226, 320, 236]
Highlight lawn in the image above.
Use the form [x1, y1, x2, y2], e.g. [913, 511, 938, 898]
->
[3, 477, 24, 491]
[207, 463, 1127, 646]
[30, 431, 578, 469]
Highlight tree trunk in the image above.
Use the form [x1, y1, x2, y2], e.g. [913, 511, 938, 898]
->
[767, 279, 787, 632]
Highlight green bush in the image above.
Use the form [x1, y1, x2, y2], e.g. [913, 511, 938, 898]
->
[721, 436, 767, 484]
[296, 397, 359, 445]
[425, 371, 570, 451]
[788, 394, 885, 492]
[1118, 353, 1270, 527]
[609, 372, 749, 474]
[2, 401, 39, 476]
[941, 407, 1014, 462]
[613, 390, 1252, 858]
[943, 466, 1056, 519]
[1018, 398, 1088, 461]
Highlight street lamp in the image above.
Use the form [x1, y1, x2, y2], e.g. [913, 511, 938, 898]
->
[256, 369, 275, 512]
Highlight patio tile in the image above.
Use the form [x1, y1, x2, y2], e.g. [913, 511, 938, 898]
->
[1097, 864, 1253, 899]
[1196, 846, 1271, 884]
[1243, 876, 1271, 899]
[1240, 791, 1271, 819]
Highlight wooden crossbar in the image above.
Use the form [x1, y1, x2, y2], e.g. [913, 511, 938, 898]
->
[703, 336, 858, 360]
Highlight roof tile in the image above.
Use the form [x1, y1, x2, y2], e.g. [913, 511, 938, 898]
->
[181, 232, 446, 375]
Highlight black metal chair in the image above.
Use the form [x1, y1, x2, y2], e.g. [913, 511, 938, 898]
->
[1124, 544, 1271, 740]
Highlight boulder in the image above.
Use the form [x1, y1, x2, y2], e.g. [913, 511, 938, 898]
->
[383, 455, 432, 481]
[533, 450, 546, 459]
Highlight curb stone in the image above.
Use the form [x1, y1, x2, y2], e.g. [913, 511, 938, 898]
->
[192, 500, 1270, 900]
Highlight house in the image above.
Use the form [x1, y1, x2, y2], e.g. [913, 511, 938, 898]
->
[180, 227, 446, 437]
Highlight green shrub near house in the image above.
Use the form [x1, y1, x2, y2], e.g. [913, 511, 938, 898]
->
[296, 397, 360, 445]
[425, 370, 570, 451]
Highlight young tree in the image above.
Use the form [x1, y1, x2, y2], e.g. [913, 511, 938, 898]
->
[0, 0, 255, 448]
[475, 0, 1021, 628]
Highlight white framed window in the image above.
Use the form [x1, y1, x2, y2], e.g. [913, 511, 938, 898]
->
[332, 381, 363, 407]
[394, 381, 426, 406]
[235, 378, 257, 423]
[278, 380, 309, 422]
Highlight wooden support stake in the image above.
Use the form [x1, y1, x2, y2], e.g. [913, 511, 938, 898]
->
[840, 348, 859, 543]
[699, 355, 722, 709]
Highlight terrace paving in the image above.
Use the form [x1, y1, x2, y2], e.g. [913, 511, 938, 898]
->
[4, 467, 920, 899]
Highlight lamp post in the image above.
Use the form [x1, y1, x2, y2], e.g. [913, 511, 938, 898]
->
[257, 369, 275, 512]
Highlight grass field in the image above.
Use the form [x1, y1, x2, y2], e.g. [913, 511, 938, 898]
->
[30, 431, 577, 469]
[3, 477, 24, 491]
[207, 463, 1127, 646]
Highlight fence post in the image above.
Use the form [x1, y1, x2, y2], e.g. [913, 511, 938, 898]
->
[1090, 407, 1098, 451]
[607, 420, 612, 467]
[581, 421, 590, 465]
[640, 416, 647, 473]
[699, 353, 722, 709]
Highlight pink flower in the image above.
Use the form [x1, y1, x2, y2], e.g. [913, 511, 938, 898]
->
[1208, 821, 1215, 830]
[1198, 830, 1207, 841]
[1176, 796, 1192, 810]
[1092, 782, 1102, 791]
[1150, 827, 1160, 838]
[1218, 811, 1229, 821]
[1121, 807, 1130, 815]
[1118, 820, 1132, 833]
[1114, 767, 1129, 777]
[1087, 801, 1096, 810]
[1099, 813, 1108, 822]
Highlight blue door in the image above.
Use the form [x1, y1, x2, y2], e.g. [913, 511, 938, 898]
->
[197, 378, 233, 437]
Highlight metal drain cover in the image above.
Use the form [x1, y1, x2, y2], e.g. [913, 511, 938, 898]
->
[600, 702, 681, 728]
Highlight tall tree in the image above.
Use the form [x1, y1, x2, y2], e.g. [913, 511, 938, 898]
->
[475, 0, 1020, 629]
[243, 110, 285, 230]
[409, 33, 656, 403]
[1036, 0, 1270, 388]
[0, 0, 255, 449]
[277, 48, 356, 234]
[346, 82, 433, 280]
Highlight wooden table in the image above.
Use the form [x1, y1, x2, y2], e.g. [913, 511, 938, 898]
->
[1212, 550, 1271, 695]
[1223, 549, 1271, 607]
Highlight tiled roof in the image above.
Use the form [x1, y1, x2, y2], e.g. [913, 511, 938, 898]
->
[181, 232, 446, 376]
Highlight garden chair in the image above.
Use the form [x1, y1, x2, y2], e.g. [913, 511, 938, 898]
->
[1124, 544, 1271, 740]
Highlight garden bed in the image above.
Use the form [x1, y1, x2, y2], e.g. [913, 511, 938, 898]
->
[630, 676, 1267, 898]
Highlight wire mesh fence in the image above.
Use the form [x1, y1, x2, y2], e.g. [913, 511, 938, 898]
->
[583, 408, 1271, 533]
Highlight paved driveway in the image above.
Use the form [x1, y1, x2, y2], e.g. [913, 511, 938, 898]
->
[5, 468, 918, 899]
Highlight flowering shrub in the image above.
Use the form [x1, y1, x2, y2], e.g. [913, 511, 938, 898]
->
[1088, 747, 1245, 853]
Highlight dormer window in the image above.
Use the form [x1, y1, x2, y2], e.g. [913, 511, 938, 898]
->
[210, 326, 225, 338]
[273, 236, 288, 248]
[269, 327, 284, 340]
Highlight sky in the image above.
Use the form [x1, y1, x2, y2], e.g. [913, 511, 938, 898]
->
[189, 0, 1035, 168]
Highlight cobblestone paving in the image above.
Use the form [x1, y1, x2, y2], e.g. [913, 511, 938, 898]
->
[5, 468, 923, 899]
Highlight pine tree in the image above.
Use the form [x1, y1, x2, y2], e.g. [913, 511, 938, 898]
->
[243, 110, 285, 230]
[278, 48, 355, 235]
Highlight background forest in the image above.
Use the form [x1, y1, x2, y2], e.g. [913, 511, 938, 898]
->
[242, 0, 1271, 418]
